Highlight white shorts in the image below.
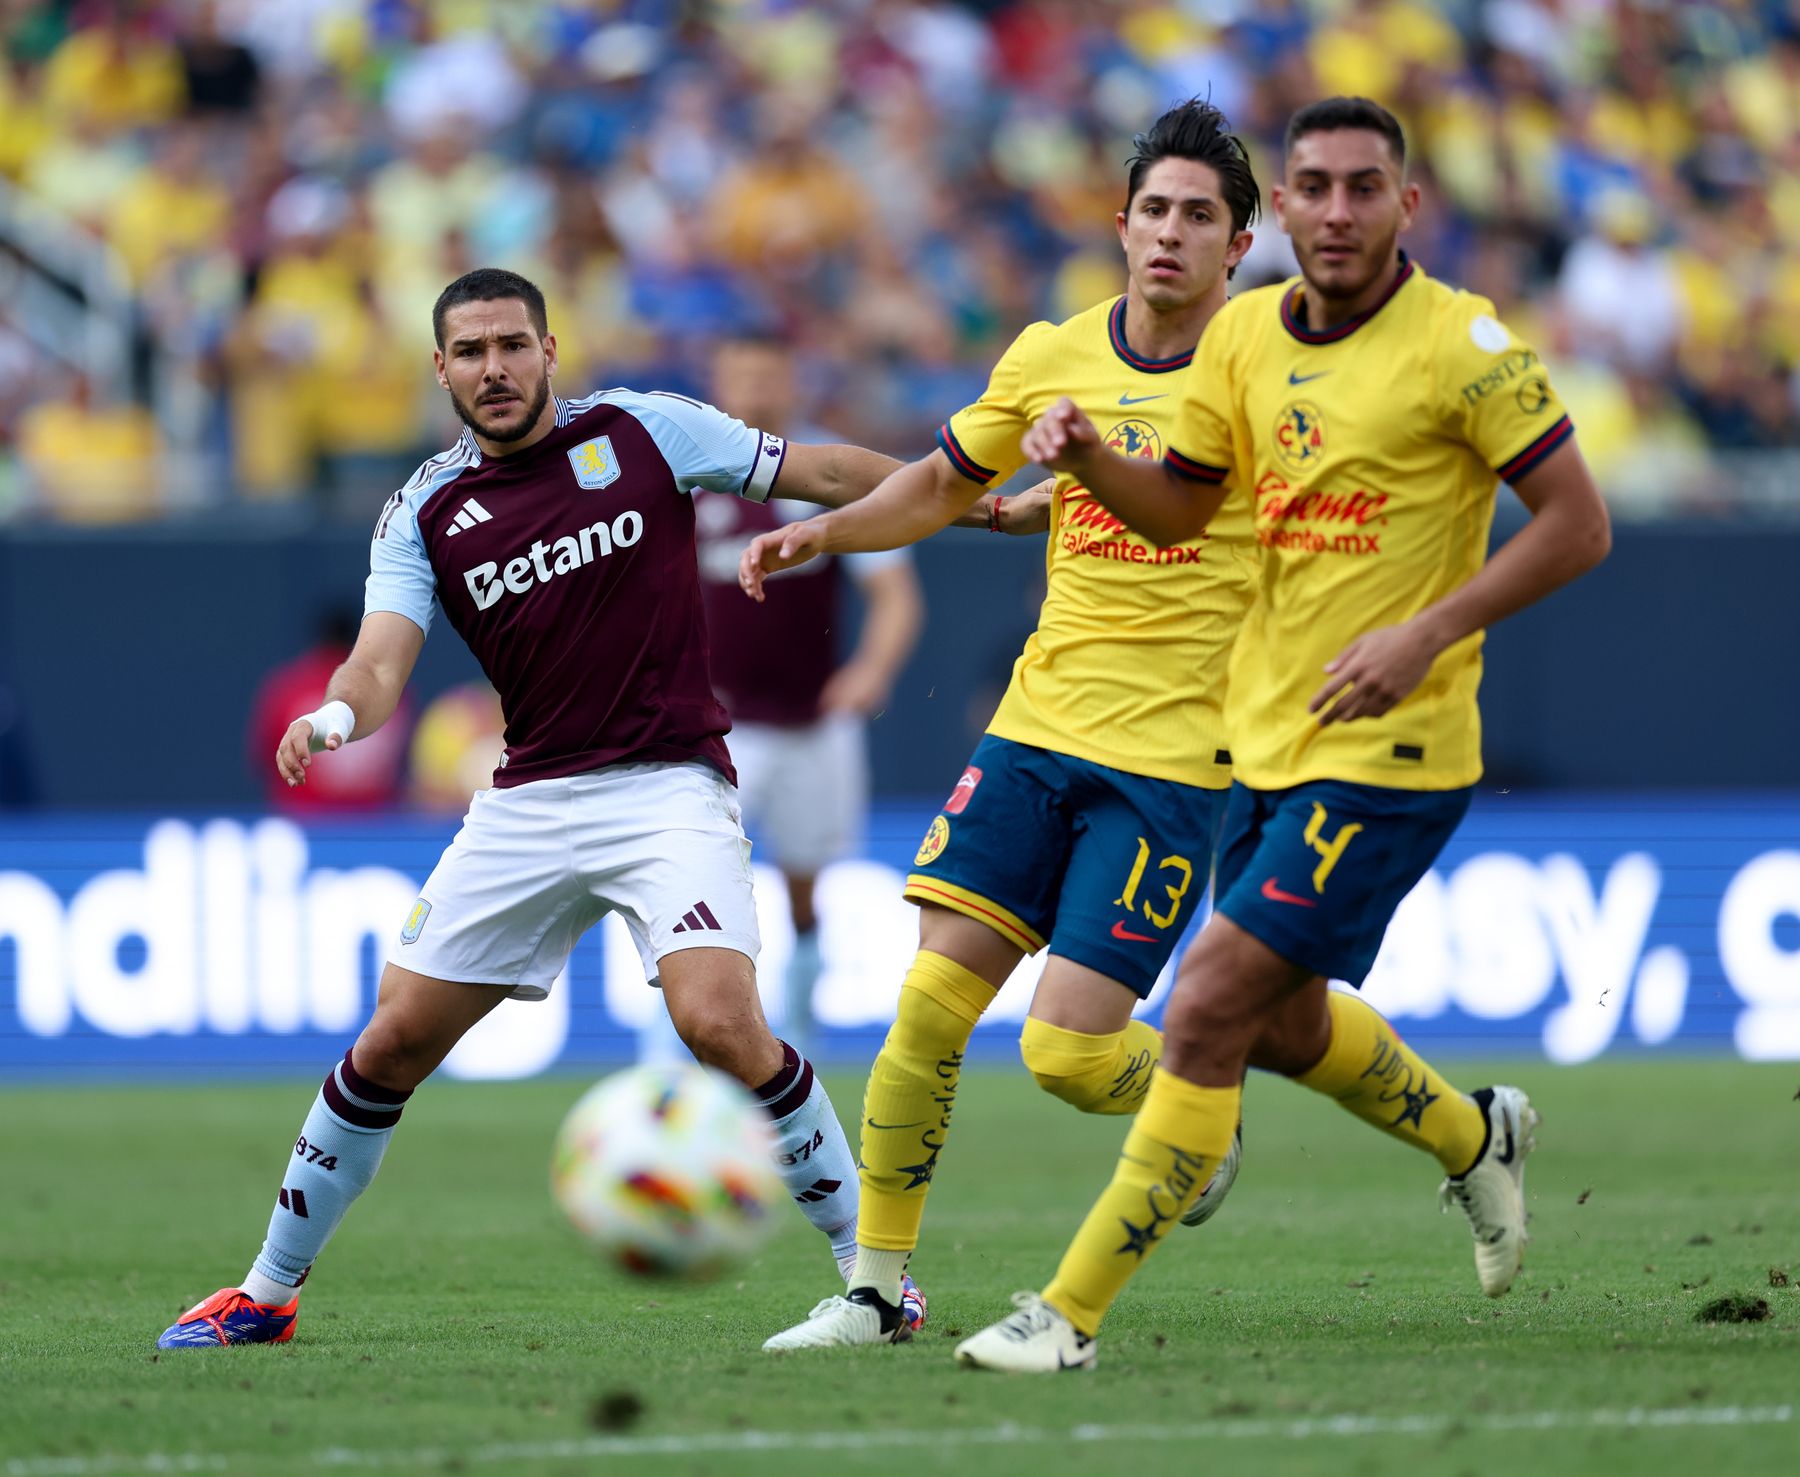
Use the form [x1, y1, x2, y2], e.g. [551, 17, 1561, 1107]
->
[729, 714, 867, 876]
[391, 761, 759, 998]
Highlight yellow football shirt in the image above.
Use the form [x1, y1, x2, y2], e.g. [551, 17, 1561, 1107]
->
[939, 295, 1258, 789]
[1164, 257, 1573, 791]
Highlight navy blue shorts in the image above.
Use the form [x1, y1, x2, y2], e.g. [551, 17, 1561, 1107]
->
[1213, 779, 1473, 986]
[904, 734, 1226, 997]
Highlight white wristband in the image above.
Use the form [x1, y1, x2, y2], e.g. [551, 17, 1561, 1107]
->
[301, 700, 356, 752]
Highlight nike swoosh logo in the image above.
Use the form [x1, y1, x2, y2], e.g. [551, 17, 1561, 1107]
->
[1110, 920, 1158, 942]
[866, 1119, 927, 1131]
[1260, 877, 1319, 908]
[1496, 1115, 1516, 1165]
[1287, 370, 1330, 385]
[1118, 393, 1167, 405]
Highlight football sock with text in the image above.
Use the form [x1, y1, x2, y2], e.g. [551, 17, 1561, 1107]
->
[850, 950, 995, 1302]
[242, 1049, 410, 1303]
[1019, 1016, 1161, 1114]
[1042, 1071, 1240, 1336]
[751, 1042, 861, 1268]
[1294, 992, 1488, 1175]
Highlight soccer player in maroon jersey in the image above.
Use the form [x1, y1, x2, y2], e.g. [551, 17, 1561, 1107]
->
[157, 267, 1019, 1349]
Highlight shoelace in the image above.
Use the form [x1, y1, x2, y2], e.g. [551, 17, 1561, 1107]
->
[1438, 1177, 1506, 1244]
[997, 1292, 1058, 1342]
[186, 1290, 256, 1343]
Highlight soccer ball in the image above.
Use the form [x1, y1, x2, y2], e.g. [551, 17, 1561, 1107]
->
[550, 1063, 783, 1276]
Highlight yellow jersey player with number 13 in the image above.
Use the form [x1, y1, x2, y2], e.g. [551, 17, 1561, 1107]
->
[960, 97, 1611, 1371]
[751, 100, 1552, 1358]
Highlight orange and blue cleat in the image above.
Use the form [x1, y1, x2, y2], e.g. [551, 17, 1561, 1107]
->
[900, 1273, 927, 1333]
[157, 1288, 299, 1349]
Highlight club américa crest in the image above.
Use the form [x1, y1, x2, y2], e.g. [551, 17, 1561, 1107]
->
[914, 815, 950, 867]
[1274, 401, 1326, 472]
[1104, 419, 1162, 461]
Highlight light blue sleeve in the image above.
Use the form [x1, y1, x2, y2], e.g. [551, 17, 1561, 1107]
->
[601, 389, 787, 502]
[364, 488, 438, 637]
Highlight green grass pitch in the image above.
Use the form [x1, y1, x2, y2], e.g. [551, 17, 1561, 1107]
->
[3, 1059, 1795, 1476]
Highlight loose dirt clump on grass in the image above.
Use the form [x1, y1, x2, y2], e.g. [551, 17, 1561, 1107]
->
[1695, 1295, 1771, 1324]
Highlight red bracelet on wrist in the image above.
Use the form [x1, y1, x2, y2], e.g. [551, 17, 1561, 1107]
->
[988, 495, 1006, 532]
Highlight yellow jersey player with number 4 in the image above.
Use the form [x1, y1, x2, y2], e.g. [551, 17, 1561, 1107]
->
[959, 97, 1610, 1372]
[750, 100, 1545, 1358]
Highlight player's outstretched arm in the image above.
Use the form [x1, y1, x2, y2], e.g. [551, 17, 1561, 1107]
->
[1022, 397, 1225, 546]
[774, 440, 1049, 531]
[1309, 440, 1611, 726]
[775, 442, 906, 510]
[274, 612, 425, 787]
[741, 450, 1000, 601]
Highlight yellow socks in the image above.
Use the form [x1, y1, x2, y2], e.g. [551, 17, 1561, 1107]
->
[1042, 1071, 1240, 1335]
[852, 951, 996, 1295]
[1295, 992, 1486, 1175]
[1019, 1017, 1160, 1114]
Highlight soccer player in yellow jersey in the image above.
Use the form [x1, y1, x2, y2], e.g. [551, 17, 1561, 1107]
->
[956, 97, 1612, 1371]
[748, 100, 1525, 1355]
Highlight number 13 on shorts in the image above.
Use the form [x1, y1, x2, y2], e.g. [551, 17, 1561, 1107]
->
[1114, 837, 1194, 930]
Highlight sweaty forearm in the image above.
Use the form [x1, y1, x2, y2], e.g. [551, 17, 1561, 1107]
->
[816, 457, 982, 553]
[1066, 448, 1221, 547]
[804, 445, 906, 509]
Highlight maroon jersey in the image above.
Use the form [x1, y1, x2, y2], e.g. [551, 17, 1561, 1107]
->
[366, 390, 787, 787]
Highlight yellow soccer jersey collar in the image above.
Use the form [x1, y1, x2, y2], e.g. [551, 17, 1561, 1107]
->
[1106, 296, 1194, 374]
[1279, 252, 1418, 345]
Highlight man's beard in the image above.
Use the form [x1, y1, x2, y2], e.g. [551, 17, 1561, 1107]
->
[449, 375, 550, 443]
[1302, 229, 1399, 305]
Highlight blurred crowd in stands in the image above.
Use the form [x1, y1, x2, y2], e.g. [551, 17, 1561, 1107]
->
[2, 0, 1798, 524]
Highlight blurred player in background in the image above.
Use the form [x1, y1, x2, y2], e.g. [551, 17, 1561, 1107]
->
[955, 98, 1611, 1370]
[699, 335, 922, 1052]
[753, 98, 1551, 1355]
[247, 607, 409, 812]
[158, 266, 1000, 1350]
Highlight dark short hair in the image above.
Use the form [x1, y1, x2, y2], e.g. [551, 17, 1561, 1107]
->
[1284, 96, 1407, 169]
[431, 267, 549, 348]
[1124, 98, 1261, 235]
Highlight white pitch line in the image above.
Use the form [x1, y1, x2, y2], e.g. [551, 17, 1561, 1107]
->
[6, 1404, 1791, 1475]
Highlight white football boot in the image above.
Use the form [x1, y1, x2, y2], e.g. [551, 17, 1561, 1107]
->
[1180, 1123, 1243, 1228]
[954, 1293, 1096, 1372]
[762, 1285, 913, 1351]
[1439, 1085, 1539, 1296]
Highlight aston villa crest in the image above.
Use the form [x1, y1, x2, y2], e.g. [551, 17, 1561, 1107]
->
[568, 435, 622, 490]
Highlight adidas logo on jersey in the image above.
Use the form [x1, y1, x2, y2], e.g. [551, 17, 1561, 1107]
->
[443, 498, 493, 536]
[462, 510, 645, 611]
